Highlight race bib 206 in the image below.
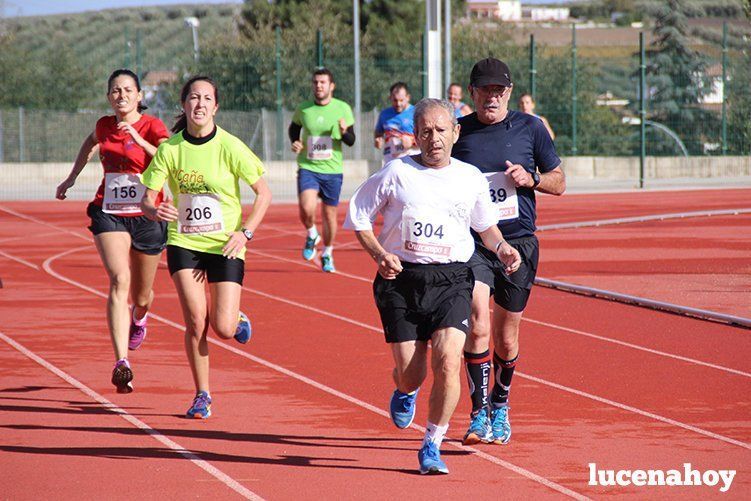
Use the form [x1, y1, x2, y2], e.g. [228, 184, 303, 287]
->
[177, 193, 224, 235]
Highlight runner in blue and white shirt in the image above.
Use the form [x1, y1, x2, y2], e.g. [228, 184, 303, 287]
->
[374, 82, 420, 163]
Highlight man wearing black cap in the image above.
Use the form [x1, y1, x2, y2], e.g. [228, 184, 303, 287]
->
[452, 57, 566, 446]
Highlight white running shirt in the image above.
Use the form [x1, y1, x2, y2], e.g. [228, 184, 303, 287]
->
[344, 156, 498, 264]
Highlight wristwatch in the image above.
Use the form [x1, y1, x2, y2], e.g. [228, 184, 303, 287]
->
[531, 171, 541, 188]
[241, 228, 254, 241]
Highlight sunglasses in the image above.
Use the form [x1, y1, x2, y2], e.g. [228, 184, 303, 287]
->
[473, 85, 509, 97]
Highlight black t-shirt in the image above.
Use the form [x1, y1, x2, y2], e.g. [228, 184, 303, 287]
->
[452, 110, 561, 239]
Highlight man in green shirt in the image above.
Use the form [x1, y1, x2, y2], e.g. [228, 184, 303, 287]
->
[289, 68, 356, 273]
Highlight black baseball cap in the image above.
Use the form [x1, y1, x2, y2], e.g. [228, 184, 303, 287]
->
[470, 58, 513, 87]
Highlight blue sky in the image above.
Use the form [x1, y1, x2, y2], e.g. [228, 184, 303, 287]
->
[4, 0, 571, 18]
[3, 0, 243, 18]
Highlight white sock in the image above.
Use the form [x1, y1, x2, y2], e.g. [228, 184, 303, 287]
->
[422, 421, 449, 448]
[323, 246, 333, 257]
[307, 226, 319, 239]
[132, 307, 148, 326]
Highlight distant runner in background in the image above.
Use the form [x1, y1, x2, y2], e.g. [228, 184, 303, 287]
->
[518, 93, 555, 140]
[374, 82, 419, 164]
[289, 68, 356, 273]
[447, 82, 473, 117]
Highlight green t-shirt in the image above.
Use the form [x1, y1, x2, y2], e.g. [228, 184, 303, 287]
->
[141, 126, 265, 259]
[292, 98, 355, 174]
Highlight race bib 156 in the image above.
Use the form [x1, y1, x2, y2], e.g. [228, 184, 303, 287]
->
[102, 172, 145, 215]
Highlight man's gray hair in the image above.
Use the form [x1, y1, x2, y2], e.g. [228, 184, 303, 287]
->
[413, 98, 458, 132]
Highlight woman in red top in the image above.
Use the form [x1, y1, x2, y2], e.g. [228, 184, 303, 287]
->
[56, 69, 170, 394]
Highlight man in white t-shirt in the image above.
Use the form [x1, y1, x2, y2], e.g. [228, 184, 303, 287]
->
[344, 98, 521, 475]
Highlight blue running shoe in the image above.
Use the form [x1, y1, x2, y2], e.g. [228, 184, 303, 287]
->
[389, 388, 418, 429]
[418, 442, 449, 475]
[234, 311, 252, 344]
[186, 391, 212, 419]
[321, 254, 336, 273]
[302, 235, 321, 261]
[491, 405, 512, 444]
[462, 407, 493, 445]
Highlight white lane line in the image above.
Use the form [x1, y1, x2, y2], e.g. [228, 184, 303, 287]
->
[517, 372, 751, 450]
[247, 248, 371, 283]
[537, 208, 751, 232]
[9, 207, 751, 448]
[237, 286, 751, 452]
[7, 202, 749, 377]
[249, 243, 749, 379]
[524, 318, 751, 379]
[0, 330, 263, 501]
[0, 206, 92, 242]
[43, 248, 751, 455]
[0, 231, 60, 244]
[43, 247, 588, 499]
[0, 249, 39, 270]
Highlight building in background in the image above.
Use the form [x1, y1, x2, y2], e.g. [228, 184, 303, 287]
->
[142, 70, 178, 114]
[526, 6, 570, 22]
[698, 63, 725, 110]
[467, 0, 521, 20]
[466, 1, 569, 22]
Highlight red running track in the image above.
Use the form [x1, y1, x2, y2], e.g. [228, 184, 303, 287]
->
[0, 189, 749, 499]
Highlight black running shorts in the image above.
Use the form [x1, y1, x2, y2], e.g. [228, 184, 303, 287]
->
[467, 235, 539, 313]
[87, 202, 167, 255]
[166, 245, 245, 284]
[373, 261, 473, 343]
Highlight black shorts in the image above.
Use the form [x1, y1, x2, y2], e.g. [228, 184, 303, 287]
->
[87, 202, 167, 255]
[468, 235, 539, 313]
[373, 262, 473, 343]
[166, 245, 245, 284]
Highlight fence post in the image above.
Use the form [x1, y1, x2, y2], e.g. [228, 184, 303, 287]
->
[529, 34, 536, 101]
[124, 26, 131, 68]
[18, 106, 25, 163]
[444, 0, 451, 92]
[261, 108, 271, 163]
[316, 29, 324, 68]
[639, 31, 646, 189]
[0, 109, 4, 163]
[721, 21, 728, 156]
[275, 27, 284, 161]
[571, 23, 577, 156]
[353, 0, 362, 160]
[421, 32, 428, 99]
[136, 29, 142, 76]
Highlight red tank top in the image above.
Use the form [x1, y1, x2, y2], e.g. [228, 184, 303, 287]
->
[92, 114, 169, 216]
